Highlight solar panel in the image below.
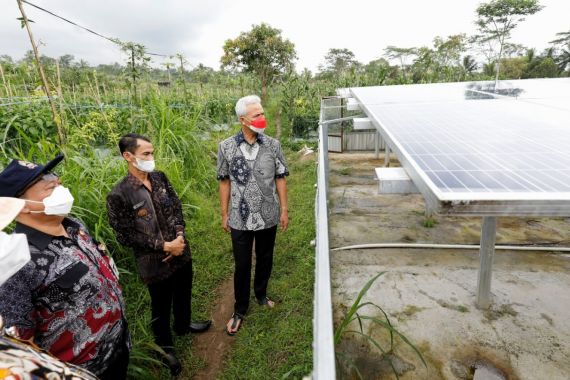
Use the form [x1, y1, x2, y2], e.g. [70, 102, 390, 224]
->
[349, 78, 570, 216]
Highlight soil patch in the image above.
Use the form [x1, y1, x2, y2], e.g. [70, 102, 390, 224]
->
[328, 151, 570, 380]
[191, 278, 235, 380]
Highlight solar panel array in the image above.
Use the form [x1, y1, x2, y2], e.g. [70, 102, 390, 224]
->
[349, 78, 570, 215]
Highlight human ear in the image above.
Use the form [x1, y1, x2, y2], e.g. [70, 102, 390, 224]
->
[122, 151, 133, 162]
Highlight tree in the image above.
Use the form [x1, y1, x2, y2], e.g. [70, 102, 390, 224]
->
[189, 63, 215, 84]
[461, 55, 478, 75]
[550, 30, 570, 73]
[473, 0, 543, 85]
[502, 42, 527, 57]
[115, 41, 150, 102]
[499, 56, 527, 78]
[0, 55, 14, 65]
[383, 46, 417, 82]
[221, 23, 296, 100]
[363, 58, 390, 85]
[524, 56, 558, 77]
[522, 49, 559, 78]
[319, 48, 360, 75]
[433, 34, 467, 68]
[58, 54, 75, 68]
[411, 47, 436, 83]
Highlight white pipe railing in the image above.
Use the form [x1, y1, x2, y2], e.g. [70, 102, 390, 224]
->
[312, 99, 336, 380]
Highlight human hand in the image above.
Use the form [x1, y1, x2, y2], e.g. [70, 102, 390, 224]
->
[164, 236, 185, 255]
[163, 236, 185, 263]
[222, 214, 230, 233]
[280, 210, 289, 232]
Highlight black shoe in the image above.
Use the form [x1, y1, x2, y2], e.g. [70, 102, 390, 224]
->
[175, 320, 212, 336]
[161, 351, 182, 376]
[189, 320, 212, 333]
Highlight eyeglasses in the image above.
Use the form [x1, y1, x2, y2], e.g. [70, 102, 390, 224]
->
[16, 172, 60, 197]
[41, 173, 59, 182]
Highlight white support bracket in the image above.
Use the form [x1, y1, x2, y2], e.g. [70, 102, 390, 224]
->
[346, 97, 360, 111]
[353, 117, 372, 130]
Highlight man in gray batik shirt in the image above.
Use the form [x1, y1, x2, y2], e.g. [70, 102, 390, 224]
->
[217, 95, 289, 336]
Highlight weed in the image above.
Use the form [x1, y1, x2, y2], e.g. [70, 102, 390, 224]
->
[334, 272, 427, 379]
[423, 216, 438, 228]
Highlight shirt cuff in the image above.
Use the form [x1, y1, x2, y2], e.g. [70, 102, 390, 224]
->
[155, 239, 165, 252]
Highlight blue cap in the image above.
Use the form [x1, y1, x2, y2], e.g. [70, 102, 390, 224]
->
[0, 154, 64, 197]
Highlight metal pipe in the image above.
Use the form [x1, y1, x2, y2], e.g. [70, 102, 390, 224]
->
[318, 114, 364, 125]
[312, 99, 336, 380]
[331, 243, 570, 252]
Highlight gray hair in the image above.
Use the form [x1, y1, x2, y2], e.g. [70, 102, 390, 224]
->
[235, 95, 261, 118]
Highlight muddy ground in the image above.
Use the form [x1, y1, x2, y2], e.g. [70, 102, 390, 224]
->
[328, 152, 570, 380]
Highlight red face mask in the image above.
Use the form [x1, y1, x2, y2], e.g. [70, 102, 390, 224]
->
[248, 117, 266, 133]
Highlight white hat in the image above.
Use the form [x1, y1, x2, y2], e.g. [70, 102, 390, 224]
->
[0, 197, 25, 230]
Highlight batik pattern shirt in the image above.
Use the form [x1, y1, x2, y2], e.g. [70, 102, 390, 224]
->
[106, 171, 191, 284]
[0, 218, 127, 376]
[217, 131, 289, 231]
[0, 334, 98, 380]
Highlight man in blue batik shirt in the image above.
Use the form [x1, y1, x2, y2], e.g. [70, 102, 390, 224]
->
[217, 95, 289, 336]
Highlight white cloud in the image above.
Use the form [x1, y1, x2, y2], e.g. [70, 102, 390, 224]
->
[1, 0, 568, 71]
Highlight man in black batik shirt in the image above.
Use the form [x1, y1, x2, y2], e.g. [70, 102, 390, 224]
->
[106, 133, 211, 376]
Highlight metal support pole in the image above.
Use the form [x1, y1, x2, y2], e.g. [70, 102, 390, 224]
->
[374, 131, 379, 159]
[384, 145, 391, 167]
[477, 216, 497, 309]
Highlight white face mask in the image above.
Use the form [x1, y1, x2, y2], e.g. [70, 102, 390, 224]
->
[248, 125, 266, 134]
[28, 185, 75, 216]
[134, 157, 155, 173]
[0, 232, 31, 286]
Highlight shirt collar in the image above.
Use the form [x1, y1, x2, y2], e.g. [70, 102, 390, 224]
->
[126, 172, 146, 188]
[234, 130, 264, 146]
[14, 218, 80, 251]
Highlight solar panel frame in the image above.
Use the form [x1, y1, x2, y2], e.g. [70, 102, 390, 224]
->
[349, 78, 570, 216]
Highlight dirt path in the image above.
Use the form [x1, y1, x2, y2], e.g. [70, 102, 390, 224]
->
[191, 278, 235, 380]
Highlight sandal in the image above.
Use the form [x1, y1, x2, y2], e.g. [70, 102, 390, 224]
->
[257, 296, 275, 308]
[226, 313, 243, 336]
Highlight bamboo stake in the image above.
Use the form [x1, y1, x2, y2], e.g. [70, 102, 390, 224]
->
[16, 0, 64, 145]
[93, 70, 102, 104]
[55, 59, 65, 130]
[0, 63, 10, 98]
[177, 54, 188, 103]
[55, 59, 63, 98]
[129, 45, 139, 104]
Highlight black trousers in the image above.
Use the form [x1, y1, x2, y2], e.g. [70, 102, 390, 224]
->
[98, 342, 129, 380]
[231, 225, 278, 315]
[147, 260, 193, 349]
[98, 323, 130, 380]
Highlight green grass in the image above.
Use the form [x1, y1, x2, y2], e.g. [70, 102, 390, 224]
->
[0, 87, 316, 379]
[422, 216, 438, 228]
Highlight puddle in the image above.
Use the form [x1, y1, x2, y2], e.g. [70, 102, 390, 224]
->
[451, 348, 518, 380]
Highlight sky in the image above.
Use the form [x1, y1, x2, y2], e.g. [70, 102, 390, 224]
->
[1, 0, 569, 72]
